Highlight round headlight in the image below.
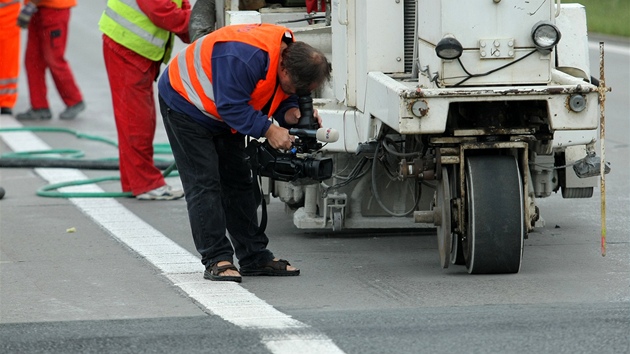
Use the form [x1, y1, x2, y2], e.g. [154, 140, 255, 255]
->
[531, 21, 561, 52]
[568, 94, 586, 112]
[435, 35, 463, 60]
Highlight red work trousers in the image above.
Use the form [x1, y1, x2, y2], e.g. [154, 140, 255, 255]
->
[24, 6, 82, 109]
[305, 0, 326, 13]
[0, 2, 20, 108]
[102, 39, 166, 196]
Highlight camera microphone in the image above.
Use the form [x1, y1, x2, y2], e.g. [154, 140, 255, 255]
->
[289, 127, 339, 143]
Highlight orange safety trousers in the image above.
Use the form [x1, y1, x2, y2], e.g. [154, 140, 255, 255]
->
[0, 0, 20, 109]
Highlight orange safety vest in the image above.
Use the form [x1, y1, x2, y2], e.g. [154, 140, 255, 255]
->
[168, 23, 294, 122]
[25, 0, 77, 9]
[0, 0, 20, 108]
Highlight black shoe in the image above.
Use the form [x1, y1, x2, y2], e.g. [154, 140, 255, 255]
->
[0, 107, 12, 115]
[240, 259, 300, 276]
[16, 108, 52, 120]
[59, 101, 85, 120]
[204, 262, 242, 283]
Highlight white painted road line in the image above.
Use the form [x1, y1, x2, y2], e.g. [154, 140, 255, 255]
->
[0, 116, 345, 354]
[589, 41, 630, 56]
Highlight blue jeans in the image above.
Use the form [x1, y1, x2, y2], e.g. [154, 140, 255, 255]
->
[159, 96, 274, 270]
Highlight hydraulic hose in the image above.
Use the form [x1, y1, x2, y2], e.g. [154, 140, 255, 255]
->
[0, 157, 175, 170]
[0, 126, 178, 198]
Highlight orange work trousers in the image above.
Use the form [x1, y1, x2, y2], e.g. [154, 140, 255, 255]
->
[0, 0, 20, 109]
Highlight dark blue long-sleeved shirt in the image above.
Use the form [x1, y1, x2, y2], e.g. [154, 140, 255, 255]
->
[158, 41, 298, 138]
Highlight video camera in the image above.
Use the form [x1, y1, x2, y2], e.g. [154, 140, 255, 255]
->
[247, 94, 336, 182]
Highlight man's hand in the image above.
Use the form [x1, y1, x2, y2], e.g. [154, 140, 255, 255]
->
[265, 124, 294, 150]
[312, 108, 322, 127]
[17, 3, 37, 29]
[285, 107, 322, 127]
[284, 107, 300, 125]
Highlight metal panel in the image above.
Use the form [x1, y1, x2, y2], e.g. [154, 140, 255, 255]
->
[555, 4, 591, 80]
[331, 0, 354, 105]
[417, 0, 555, 87]
[440, 48, 552, 86]
[354, 0, 405, 111]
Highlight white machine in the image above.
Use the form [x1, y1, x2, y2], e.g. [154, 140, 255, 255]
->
[225, 0, 609, 274]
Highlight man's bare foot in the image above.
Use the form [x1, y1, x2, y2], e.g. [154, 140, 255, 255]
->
[240, 258, 300, 276]
[204, 261, 242, 282]
[274, 258, 298, 272]
[216, 261, 240, 277]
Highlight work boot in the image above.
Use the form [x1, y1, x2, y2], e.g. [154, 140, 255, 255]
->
[136, 185, 184, 201]
[0, 107, 12, 115]
[16, 108, 52, 120]
[59, 101, 85, 120]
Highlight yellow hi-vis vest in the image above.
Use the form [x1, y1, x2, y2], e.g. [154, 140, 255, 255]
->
[98, 0, 182, 63]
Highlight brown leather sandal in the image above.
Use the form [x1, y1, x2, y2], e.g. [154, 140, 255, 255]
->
[204, 262, 242, 283]
[240, 259, 300, 276]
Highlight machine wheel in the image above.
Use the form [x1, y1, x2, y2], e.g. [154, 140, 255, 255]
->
[332, 210, 343, 231]
[435, 167, 452, 268]
[446, 165, 465, 266]
[463, 155, 524, 274]
[450, 233, 466, 266]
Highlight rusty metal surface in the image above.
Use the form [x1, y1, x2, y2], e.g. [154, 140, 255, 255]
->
[430, 137, 478, 144]
[403, 83, 600, 99]
[598, 42, 610, 257]
[453, 128, 536, 136]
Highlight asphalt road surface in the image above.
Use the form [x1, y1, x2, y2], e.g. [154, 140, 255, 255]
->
[1, 3, 628, 354]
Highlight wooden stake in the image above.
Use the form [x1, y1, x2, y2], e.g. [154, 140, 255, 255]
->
[598, 42, 607, 257]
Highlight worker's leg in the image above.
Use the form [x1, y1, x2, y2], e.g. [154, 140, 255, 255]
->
[0, 30, 20, 110]
[103, 39, 165, 195]
[305, 0, 326, 12]
[217, 133, 273, 268]
[37, 7, 82, 107]
[160, 99, 236, 268]
[24, 10, 49, 109]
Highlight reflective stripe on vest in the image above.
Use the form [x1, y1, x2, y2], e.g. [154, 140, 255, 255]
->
[169, 24, 294, 121]
[0, 88, 17, 95]
[0, 76, 18, 95]
[0, 0, 19, 8]
[99, 0, 181, 62]
[175, 35, 217, 120]
[0, 78, 18, 85]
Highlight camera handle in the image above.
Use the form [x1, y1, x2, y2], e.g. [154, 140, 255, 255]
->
[245, 140, 269, 235]
[296, 94, 318, 130]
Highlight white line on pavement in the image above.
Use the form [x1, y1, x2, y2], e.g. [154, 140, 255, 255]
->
[589, 41, 630, 56]
[0, 116, 345, 354]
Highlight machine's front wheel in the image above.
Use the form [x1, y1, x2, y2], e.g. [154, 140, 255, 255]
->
[463, 155, 524, 274]
[447, 165, 465, 266]
[451, 232, 466, 266]
[435, 167, 452, 268]
[332, 210, 343, 231]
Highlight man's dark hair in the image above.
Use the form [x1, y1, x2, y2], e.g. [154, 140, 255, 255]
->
[281, 41, 332, 95]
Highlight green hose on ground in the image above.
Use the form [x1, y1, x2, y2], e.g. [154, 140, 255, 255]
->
[0, 126, 178, 198]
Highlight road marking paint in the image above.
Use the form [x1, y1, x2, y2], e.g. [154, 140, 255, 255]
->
[0, 116, 345, 354]
[589, 41, 630, 56]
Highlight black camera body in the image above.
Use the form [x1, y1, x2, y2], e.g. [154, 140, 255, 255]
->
[250, 140, 333, 182]
[247, 94, 333, 182]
